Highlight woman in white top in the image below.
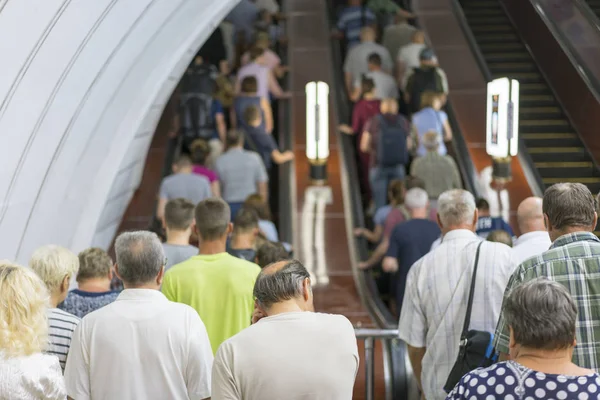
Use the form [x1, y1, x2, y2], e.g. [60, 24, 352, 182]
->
[0, 262, 66, 400]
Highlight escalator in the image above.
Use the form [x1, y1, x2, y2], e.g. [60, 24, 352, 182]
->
[459, 0, 600, 194]
[586, 0, 600, 17]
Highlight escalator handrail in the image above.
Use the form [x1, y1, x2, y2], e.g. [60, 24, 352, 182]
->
[449, 0, 545, 197]
[327, 2, 398, 330]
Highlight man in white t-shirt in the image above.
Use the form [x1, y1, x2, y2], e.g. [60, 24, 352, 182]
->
[212, 260, 359, 399]
[512, 196, 552, 263]
[396, 30, 425, 88]
[65, 231, 213, 400]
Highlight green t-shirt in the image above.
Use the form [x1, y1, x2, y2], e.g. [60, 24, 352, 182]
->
[162, 253, 261, 354]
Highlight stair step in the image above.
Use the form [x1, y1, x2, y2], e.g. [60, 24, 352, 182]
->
[520, 107, 561, 115]
[477, 33, 520, 43]
[528, 147, 584, 154]
[489, 62, 537, 72]
[493, 72, 541, 82]
[520, 120, 570, 127]
[543, 177, 600, 184]
[535, 161, 593, 168]
[485, 52, 531, 62]
[471, 25, 515, 33]
[522, 133, 577, 139]
[479, 42, 525, 51]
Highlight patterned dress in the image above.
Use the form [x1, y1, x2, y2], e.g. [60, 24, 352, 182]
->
[446, 360, 600, 400]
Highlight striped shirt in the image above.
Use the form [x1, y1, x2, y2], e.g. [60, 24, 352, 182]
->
[47, 308, 80, 371]
[410, 151, 462, 199]
[494, 232, 600, 369]
[399, 229, 517, 400]
[336, 6, 376, 48]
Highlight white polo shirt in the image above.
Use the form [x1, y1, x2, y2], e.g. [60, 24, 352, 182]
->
[212, 312, 359, 399]
[512, 230, 552, 264]
[64, 289, 213, 400]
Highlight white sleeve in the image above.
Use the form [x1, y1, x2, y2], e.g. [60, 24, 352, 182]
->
[186, 311, 214, 400]
[211, 343, 241, 400]
[398, 262, 427, 348]
[64, 321, 91, 400]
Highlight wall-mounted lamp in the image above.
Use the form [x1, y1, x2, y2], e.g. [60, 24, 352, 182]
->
[305, 81, 329, 184]
[486, 77, 519, 183]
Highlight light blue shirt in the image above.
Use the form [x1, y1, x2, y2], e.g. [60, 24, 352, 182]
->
[412, 108, 448, 157]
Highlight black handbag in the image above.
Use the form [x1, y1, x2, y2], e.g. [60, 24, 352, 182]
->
[443, 242, 496, 393]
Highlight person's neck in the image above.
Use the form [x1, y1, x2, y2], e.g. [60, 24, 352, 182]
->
[249, 121, 261, 128]
[265, 300, 305, 317]
[231, 233, 256, 250]
[427, 148, 440, 154]
[363, 93, 375, 100]
[177, 167, 193, 174]
[515, 347, 577, 374]
[479, 212, 491, 218]
[78, 278, 111, 293]
[50, 292, 63, 308]
[410, 208, 428, 219]
[550, 226, 592, 242]
[166, 229, 192, 246]
[228, 145, 243, 152]
[198, 238, 227, 255]
[123, 283, 159, 291]
[519, 224, 547, 236]
[442, 225, 474, 236]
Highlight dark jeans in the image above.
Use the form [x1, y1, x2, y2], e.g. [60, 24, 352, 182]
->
[369, 165, 406, 210]
[228, 202, 244, 220]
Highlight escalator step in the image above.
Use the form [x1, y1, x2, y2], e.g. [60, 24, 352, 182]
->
[479, 42, 525, 51]
[489, 62, 538, 72]
[486, 52, 531, 62]
[470, 25, 515, 33]
[522, 133, 577, 139]
[520, 120, 569, 127]
[544, 177, 600, 184]
[477, 33, 520, 43]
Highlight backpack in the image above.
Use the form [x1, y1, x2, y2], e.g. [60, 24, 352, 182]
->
[181, 64, 217, 96]
[409, 67, 440, 114]
[179, 93, 214, 141]
[377, 115, 409, 167]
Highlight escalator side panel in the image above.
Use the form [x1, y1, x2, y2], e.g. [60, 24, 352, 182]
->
[412, 0, 533, 230]
[498, 0, 600, 180]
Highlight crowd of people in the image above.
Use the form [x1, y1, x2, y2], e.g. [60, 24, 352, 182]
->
[4, 1, 600, 400]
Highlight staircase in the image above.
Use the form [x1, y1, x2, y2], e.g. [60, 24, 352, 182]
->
[459, 0, 600, 195]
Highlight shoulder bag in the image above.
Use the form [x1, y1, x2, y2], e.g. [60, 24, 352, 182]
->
[444, 242, 497, 393]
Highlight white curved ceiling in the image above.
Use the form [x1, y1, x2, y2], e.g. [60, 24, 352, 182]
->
[0, 0, 239, 263]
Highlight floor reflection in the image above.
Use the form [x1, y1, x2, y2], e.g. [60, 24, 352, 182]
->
[301, 186, 333, 286]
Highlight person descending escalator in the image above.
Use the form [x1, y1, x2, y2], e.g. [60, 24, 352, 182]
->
[404, 48, 448, 115]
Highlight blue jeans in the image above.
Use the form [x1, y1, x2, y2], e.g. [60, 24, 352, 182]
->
[369, 165, 406, 210]
[228, 202, 244, 221]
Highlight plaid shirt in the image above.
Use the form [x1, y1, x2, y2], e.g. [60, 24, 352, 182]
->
[494, 232, 600, 369]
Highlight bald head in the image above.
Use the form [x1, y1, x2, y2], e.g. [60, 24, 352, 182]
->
[360, 27, 376, 42]
[253, 259, 314, 312]
[517, 197, 545, 234]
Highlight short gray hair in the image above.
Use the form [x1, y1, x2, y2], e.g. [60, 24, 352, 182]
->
[114, 231, 165, 286]
[504, 277, 577, 350]
[543, 183, 596, 230]
[437, 189, 476, 226]
[404, 188, 428, 209]
[422, 131, 440, 151]
[253, 259, 309, 309]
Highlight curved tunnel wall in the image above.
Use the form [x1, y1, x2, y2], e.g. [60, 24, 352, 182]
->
[0, 0, 239, 263]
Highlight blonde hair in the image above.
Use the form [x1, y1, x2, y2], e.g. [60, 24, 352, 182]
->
[0, 261, 50, 357]
[420, 91, 442, 110]
[29, 245, 79, 292]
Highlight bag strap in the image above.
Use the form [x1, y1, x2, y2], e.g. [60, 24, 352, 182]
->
[461, 242, 483, 337]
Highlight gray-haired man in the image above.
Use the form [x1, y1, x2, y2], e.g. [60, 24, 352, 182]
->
[494, 183, 600, 369]
[398, 189, 516, 399]
[211, 260, 359, 400]
[65, 231, 213, 400]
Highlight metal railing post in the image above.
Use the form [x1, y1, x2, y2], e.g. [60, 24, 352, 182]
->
[364, 336, 375, 400]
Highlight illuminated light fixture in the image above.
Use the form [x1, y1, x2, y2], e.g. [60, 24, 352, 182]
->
[486, 77, 519, 183]
[305, 81, 330, 184]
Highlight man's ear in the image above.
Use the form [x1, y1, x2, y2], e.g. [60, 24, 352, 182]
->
[108, 268, 114, 281]
[114, 264, 123, 281]
[472, 208, 479, 229]
[302, 277, 311, 301]
[543, 214, 551, 232]
[227, 222, 234, 235]
[436, 213, 443, 230]
[156, 265, 165, 286]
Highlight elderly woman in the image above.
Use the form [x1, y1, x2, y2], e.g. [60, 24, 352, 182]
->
[29, 245, 80, 371]
[0, 262, 66, 399]
[447, 278, 600, 399]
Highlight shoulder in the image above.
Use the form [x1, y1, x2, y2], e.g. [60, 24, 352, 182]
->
[227, 254, 262, 275]
[49, 308, 80, 325]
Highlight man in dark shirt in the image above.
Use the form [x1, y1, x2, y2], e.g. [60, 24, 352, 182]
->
[475, 198, 514, 239]
[228, 208, 261, 262]
[382, 187, 441, 314]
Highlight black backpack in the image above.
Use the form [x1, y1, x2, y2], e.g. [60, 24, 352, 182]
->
[377, 115, 409, 167]
[180, 93, 214, 141]
[181, 64, 216, 95]
[409, 67, 440, 114]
